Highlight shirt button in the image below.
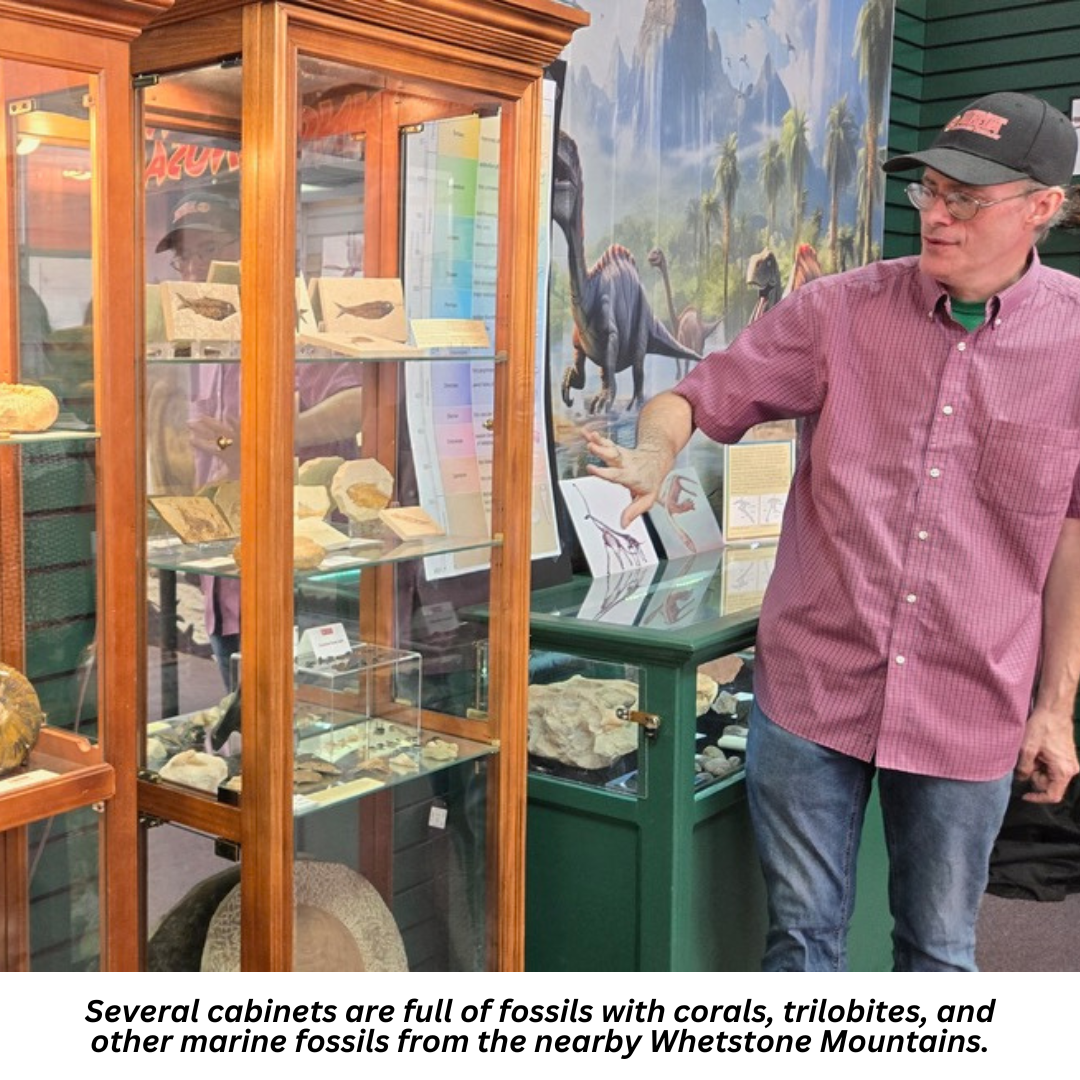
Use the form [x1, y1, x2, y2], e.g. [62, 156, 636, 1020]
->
[905, 593, 917, 603]
[929, 467, 941, 478]
[917, 530, 929, 541]
[942, 405, 954, 415]
[895, 655, 906, 665]
[957, 342, 967, 352]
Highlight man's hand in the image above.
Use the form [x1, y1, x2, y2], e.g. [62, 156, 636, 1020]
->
[584, 430, 671, 528]
[581, 391, 695, 528]
[1015, 703, 1080, 803]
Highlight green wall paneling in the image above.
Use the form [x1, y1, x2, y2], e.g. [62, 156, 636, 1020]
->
[24, 566, 95, 625]
[886, 0, 1080, 267]
[27, 809, 101, 972]
[22, 511, 95, 572]
[19, 445, 94, 513]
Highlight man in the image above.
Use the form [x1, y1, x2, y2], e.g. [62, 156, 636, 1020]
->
[586, 91, 1080, 971]
[156, 191, 363, 686]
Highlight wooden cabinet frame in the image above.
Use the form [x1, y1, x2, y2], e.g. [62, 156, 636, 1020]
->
[130, 0, 585, 971]
[0, 0, 170, 972]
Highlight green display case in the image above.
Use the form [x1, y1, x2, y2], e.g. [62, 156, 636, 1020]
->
[524, 552, 892, 972]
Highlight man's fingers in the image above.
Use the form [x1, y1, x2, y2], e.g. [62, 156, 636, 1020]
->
[621, 492, 654, 529]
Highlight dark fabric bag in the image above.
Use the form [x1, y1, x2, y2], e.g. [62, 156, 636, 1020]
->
[987, 776, 1080, 901]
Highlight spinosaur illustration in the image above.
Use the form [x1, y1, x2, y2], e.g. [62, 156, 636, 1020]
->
[552, 131, 699, 413]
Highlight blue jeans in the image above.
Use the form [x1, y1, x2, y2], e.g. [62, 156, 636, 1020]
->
[210, 631, 240, 690]
[745, 702, 1012, 971]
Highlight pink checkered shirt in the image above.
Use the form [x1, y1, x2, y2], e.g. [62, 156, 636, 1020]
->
[677, 252, 1080, 780]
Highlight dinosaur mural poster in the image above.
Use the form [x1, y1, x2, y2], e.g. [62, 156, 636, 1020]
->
[550, 0, 896, 540]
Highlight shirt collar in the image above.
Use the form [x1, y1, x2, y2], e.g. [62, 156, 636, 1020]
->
[918, 248, 1043, 326]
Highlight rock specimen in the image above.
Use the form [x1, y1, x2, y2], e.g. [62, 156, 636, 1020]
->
[331, 458, 394, 523]
[0, 662, 45, 773]
[0, 382, 59, 432]
[159, 748, 229, 793]
[201, 859, 408, 972]
[527, 675, 638, 770]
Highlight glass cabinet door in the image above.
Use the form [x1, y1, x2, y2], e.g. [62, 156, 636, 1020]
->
[1, 57, 104, 971]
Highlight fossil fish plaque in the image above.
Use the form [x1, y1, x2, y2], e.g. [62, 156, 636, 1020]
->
[161, 281, 241, 342]
[315, 277, 407, 342]
[149, 495, 236, 544]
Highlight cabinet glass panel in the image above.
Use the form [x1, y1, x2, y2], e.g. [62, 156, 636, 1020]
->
[527, 549, 775, 796]
[141, 59, 502, 802]
[145, 822, 240, 971]
[294, 56, 502, 735]
[527, 652, 644, 794]
[138, 45, 504, 972]
[142, 61, 243, 789]
[1, 58, 101, 971]
[2, 60, 97, 734]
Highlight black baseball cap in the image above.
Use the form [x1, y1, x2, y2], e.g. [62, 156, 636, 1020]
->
[155, 192, 239, 253]
[882, 91, 1077, 187]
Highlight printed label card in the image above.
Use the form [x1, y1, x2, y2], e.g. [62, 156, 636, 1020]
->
[721, 440, 795, 542]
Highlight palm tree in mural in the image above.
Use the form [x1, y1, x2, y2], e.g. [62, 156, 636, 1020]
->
[856, 142, 886, 263]
[837, 225, 857, 273]
[824, 95, 859, 273]
[685, 197, 703, 267]
[701, 189, 720, 272]
[759, 137, 786, 246]
[781, 106, 811, 258]
[714, 133, 740, 310]
[854, 0, 893, 264]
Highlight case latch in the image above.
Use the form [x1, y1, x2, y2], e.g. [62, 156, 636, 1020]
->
[615, 707, 661, 739]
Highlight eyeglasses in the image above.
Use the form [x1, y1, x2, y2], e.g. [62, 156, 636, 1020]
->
[905, 180, 1044, 221]
[169, 240, 231, 274]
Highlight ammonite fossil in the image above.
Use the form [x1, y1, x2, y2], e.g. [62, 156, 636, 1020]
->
[0, 662, 45, 773]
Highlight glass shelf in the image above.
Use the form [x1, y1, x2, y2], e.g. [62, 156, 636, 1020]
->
[145, 346, 507, 364]
[146, 532, 500, 577]
[292, 730, 495, 815]
[143, 708, 494, 817]
[0, 424, 99, 445]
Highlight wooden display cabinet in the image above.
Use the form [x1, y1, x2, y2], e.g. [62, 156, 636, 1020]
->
[0, 1, 163, 971]
[131, 0, 586, 971]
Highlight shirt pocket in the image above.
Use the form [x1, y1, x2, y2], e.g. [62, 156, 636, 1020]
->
[975, 420, 1080, 517]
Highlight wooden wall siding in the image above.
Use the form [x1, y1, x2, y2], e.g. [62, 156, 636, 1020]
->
[885, 0, 1080, 276]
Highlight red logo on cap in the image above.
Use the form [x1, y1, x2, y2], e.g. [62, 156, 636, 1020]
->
[174, 200, 213, 221]
[943, 109, 1008, 140]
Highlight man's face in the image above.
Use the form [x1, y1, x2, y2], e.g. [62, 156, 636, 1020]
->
[170, 228, 239, 282]
[915, 168, 1045, 301]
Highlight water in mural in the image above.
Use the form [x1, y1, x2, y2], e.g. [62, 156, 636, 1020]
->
[550, 0, 896, 499]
